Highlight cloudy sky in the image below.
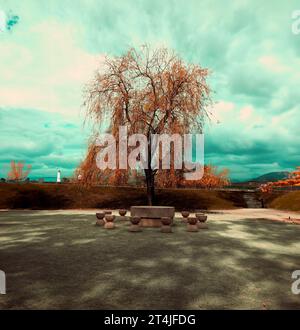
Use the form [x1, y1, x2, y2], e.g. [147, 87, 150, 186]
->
[0, 0, 300, 181]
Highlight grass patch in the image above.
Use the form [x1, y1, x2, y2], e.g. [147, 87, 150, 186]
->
[0, 183, 246, 210]
[268, 191, 300, 212]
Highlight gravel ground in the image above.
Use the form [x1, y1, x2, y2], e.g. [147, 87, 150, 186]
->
[0, 208, 299, 309]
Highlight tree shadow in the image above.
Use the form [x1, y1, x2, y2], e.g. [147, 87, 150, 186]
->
[0, 211, 299, 309]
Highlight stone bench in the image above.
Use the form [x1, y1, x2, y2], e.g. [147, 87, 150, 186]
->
[130, 206, 175, 227]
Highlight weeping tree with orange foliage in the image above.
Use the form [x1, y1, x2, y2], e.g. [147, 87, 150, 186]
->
[7, 161, 31, 182]
[78, 45, 211, 205]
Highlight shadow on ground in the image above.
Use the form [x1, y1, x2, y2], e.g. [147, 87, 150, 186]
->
[0, 210, 299, 309]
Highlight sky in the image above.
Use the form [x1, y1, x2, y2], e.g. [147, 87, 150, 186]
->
[0, 0, 300, 181]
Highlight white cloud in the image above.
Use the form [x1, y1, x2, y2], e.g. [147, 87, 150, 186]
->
[0, 19, 104, 117]
[258, 55, 289, 73]
[239, 105, 253, 121]
[210, 101, 235, 123]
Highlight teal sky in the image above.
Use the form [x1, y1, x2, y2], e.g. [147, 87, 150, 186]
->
[0, 0, 300, 181]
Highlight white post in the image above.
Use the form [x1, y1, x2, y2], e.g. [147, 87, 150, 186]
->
[57, 169, 61, 183]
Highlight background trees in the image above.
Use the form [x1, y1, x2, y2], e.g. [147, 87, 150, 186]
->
[154, 165, 230, 189]
[79, 45, 211, 204]
[7, 161, 31, 182]
[260, 166, 300, 193]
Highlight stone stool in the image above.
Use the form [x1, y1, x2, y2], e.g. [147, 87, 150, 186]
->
[129, 216, 142, 232]
[104, 210, 112, 215]
[181, 211, 190, 223]
[187, 217, 199, 232]
[161, 217, 172, 233]
[95, 212, 105, 226]
[119, 209, 128, 220]
[104, 214, 116, 229]
[196, 213, 208, 229]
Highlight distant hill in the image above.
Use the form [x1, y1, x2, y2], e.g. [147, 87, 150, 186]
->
[250, 171, 290, 183]
[28, 176, 57, 182]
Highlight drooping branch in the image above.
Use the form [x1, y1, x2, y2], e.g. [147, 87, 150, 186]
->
[79, 45, 212, 204]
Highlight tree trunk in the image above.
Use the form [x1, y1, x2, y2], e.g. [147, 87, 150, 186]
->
[144, 133, 156, 205]
[145, 169, 155, 205]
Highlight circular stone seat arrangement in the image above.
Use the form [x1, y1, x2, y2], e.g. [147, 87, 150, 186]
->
[95, 207, 208, 233]
[187, 217, 198, 232]
[95, 212, 105, 226]
[129, 216, 142, 232]
[161, 217, 172, 233]
[104, 214, 115, 229]
[196, 213, 208, 229]
[181, 211, 190, 223]
[95, 210, 112, 226]
[119, 209, 127, 220]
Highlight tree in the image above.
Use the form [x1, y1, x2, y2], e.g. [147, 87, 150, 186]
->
[81, 45, 211, 205]
[259, 166, 300, 193]
[7, 161, 31, 182]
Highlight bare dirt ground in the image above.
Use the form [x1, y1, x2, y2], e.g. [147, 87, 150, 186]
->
[0, 208, 299, 309]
